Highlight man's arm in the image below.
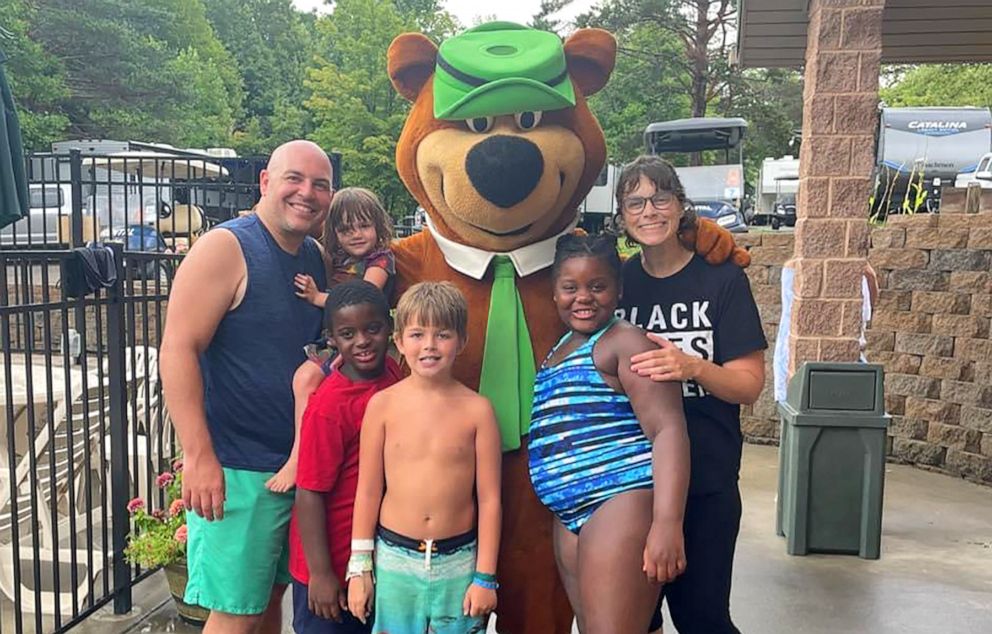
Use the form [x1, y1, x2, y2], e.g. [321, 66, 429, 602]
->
[160, 229, 245, 521]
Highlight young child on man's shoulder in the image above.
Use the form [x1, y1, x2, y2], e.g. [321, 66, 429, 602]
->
[267, 188, 396, 493]
[289, 280, 401, 634]
[294, 187, 397, 308]
[347, 281, 502, 634]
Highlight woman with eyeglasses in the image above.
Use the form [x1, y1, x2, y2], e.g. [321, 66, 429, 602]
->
[613, 155, 767, 634]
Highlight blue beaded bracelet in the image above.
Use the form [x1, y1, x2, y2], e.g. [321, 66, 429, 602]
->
[472, 573, 499, 590]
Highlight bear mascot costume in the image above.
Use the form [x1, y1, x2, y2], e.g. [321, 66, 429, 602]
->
[385, 22, 748, 633]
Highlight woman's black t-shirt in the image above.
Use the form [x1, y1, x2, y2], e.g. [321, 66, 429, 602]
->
[617, 253, 767, 496]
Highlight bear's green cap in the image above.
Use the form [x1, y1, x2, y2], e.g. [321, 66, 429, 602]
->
[433, 22, 575, 120]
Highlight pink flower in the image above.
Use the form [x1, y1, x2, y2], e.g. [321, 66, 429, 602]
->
[156, 472, 175, 488]
[127, 498, 145, 514]
[151, 509, 166, 521]
[174, 525, 188, 544]
[169, 499, 185, 517]
[172, 459, 183, 472]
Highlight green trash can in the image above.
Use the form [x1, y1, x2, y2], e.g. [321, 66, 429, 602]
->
[775, 362, 890, 559]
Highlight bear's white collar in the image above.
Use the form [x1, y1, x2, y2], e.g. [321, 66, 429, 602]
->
[423, 212, 578, 280]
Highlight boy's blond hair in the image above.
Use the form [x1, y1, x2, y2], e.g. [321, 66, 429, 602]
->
[395, 281, 468, 341]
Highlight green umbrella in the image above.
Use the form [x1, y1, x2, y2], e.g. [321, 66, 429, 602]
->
[0, 47, 30, 231]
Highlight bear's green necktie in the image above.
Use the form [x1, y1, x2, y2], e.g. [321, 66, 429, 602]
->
[478, 255, 535, 452]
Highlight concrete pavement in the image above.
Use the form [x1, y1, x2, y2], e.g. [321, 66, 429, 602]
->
[82, 444, 992, 633]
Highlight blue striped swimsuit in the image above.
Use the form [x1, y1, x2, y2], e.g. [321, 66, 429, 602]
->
[528, 318, 654, 533]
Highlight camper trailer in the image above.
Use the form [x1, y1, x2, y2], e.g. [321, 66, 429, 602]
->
[754, 155, 800, 228]
[873, 107, 992, 216]
[3, 140, 229, 248]
[578, 163, 621, 232]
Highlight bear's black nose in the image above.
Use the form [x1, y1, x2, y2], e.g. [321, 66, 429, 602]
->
[465, 135, 544, 209]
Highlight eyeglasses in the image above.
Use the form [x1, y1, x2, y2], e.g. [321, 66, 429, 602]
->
[622, 192, 676, 215]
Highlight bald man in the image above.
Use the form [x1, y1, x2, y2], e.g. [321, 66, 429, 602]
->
[162, 140, 333, 634]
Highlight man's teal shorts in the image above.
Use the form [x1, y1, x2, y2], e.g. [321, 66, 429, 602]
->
[184, 467, 293, 615]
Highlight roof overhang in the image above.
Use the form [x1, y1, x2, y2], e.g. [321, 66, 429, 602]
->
[737, 0, 992, 68]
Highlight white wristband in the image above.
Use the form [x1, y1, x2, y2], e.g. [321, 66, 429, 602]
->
[351, 539, 375, 552]
[347, 552, 373, 577]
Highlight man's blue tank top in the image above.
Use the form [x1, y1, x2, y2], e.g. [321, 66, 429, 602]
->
[202, 214, 326, 471]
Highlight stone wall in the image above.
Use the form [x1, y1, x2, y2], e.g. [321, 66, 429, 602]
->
[737, 196, 992, 485]
[735, 232, 792, 443]
[867, 199, 992, 484]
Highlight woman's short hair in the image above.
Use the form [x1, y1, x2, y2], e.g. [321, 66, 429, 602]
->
[613, 155, 698, 246]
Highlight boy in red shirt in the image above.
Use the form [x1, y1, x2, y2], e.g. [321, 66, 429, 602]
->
[289, 280, 401, 633]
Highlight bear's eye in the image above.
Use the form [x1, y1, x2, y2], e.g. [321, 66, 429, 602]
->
[514, 111, 542, 131]
[465, 116, 494, 134]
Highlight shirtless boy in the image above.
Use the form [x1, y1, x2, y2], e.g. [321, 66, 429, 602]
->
[347, 281, 502, 634]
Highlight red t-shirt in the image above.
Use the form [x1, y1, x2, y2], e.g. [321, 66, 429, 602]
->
[288, 357, 401, 584]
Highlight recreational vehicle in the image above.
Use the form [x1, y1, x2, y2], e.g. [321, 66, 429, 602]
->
[873, 107, 992, 216]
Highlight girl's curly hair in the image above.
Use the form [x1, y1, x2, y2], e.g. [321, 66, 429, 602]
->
[552, 232, 623, 286]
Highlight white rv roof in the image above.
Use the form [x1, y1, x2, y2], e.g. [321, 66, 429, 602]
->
[645, 117, 748, 134]
[759, 156, 800, 191]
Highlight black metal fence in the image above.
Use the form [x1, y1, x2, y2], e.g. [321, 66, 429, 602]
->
[1, 245, 181, 633]
[0, 150, 271, 253]
[1, 149, 342, 253]
[0, 149, 280, 632]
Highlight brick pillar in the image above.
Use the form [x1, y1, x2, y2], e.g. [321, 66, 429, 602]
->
[789, 0, 883, 374]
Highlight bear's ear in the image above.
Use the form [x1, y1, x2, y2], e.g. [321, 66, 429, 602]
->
[563, 28, 617, 97]
[388, 33, 439, 102]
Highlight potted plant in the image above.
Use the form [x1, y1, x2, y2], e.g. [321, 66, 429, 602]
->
[125, 459, 209, 626]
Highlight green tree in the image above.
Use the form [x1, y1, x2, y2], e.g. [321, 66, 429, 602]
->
[25, 0, 240, 147]
[304, 0, 455, 215]
[726, 68, 803, 185]
[159, 0, 243, 109]
[586, 22, 691, 163]
[881, 63, 992, 110]
[0, 0, 70, 150]
[395, 0, 460, 39]
[530, 0, 570, 32]
[573, 0, 802, 183]
[577, 0, 737, 122]
[203, 0, 317, 153]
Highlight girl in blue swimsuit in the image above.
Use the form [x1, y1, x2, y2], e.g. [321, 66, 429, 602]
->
[528, 233, 691, 633]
